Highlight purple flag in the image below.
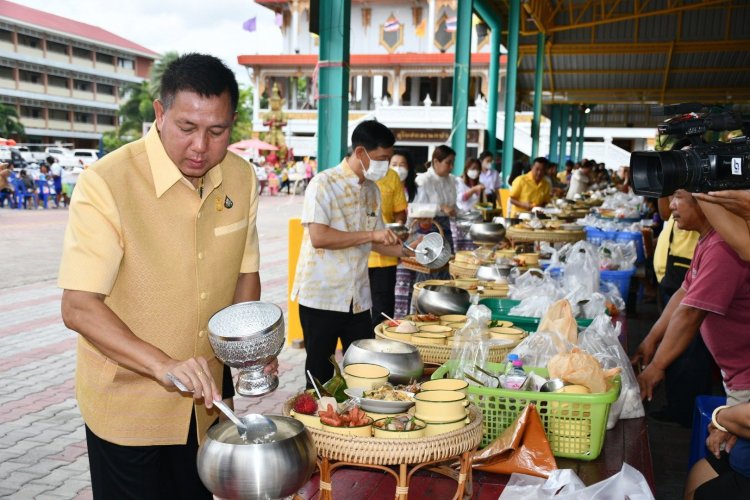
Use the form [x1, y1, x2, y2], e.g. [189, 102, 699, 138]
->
[243, 17, 257, 32]
[275, 13, 283, 27]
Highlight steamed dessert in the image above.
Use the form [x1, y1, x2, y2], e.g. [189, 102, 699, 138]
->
[395, 321, 418, 333]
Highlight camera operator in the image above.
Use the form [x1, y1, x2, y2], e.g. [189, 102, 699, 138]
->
[635, 190, 750, 413]
[694, 191, 750, 262]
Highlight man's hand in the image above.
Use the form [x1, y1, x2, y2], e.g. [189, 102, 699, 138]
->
[694, 190, 750, 220]
[372, 229, 400, 246]
[706, 424, 737, 458]
[631, 336, 658, 371]
[637, 363, 665, 401]
[441, 205, 456, 217]
[264, 358, 279, 376]
[158, 356, 221, 408]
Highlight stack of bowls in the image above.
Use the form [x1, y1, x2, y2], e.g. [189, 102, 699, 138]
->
[412, 324, 452, 346]
[414, 385, 470, 436]
[343, 364, 390, 390]
[488, 325, 526, 342]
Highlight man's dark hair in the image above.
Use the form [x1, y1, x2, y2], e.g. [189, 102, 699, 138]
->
[46, 156, 55, 165]
[160, 53, 239, 111]
[532, 157, 548, 166]
[565, 160, 574, 168]
[351, 120, 395, 151]
[479, 150, 493, 162]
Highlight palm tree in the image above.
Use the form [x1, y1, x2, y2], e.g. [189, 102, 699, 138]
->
[117, 81, 155, 139]
[149, 51, 180, 99]
[0, 103, 24, 139]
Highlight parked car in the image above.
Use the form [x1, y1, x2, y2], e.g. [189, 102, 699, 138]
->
[73, 149, 100, 166]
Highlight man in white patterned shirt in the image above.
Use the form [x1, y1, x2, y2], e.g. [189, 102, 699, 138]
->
[291, 121, 411, 382]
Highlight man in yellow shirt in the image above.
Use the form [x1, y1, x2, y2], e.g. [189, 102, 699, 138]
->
[368, 166, 408, 329]
[509, 157, 552, 217]
[58, 54, 273, 498]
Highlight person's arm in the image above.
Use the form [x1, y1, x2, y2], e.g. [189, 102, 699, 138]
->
[632, 287, 685, 366]
[308, 223, 399, 249]
[372, 242, 409, 257]
[462, 184, 484, 201]
[233, 272, 260, 303]
[393, 210, 406, 224]
[61, 290, 220, 405]
[712, 403, 750, 439]
[510, 197, 532, 210]
[695, 193, 750, 261]
[638, 303, 706, 401]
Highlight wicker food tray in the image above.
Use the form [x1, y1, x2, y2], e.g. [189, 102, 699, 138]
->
[283, 399, 483, 465]
[374, 324, 520, 364]
[506, 225, 586, 243]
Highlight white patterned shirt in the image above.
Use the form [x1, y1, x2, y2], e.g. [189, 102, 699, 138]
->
[413, 167, 457, 211]
[291, 159, 384, 313]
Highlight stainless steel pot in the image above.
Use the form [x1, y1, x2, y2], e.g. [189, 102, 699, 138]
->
[415, 232, 452, 270]
[343, 339, 423, 384]
[416, 285, 471, 316]
[476, 264, 511, 281]
[469, 223, 506, 245]
[197, 416, 317, 500]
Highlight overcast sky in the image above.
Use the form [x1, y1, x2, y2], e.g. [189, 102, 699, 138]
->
[12, 0, 284, 85]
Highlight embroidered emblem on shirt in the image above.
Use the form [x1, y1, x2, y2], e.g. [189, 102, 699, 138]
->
[215, 196, 223, 211]
[224, 196, 233, 209]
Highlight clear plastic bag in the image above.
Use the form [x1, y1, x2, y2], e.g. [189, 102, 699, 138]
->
[563, 241, 600, 296]
[578, 315, 645, 427]
[510, 331, 573, 369]
[509, 295, 556, 318]
[448, 304, 492, 380]
[499, 463, 654, 500]
[598, 240, 637, 271]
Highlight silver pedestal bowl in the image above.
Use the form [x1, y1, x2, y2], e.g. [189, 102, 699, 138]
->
[208, 302, 285, 397]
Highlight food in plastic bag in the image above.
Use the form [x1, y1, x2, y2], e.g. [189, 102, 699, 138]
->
[448, 304, 492, 380]
[510, 331, 573, 369]
[598, 240, 637, 270]
[563, 241, 600, 296]
[547, 347, 620, 394]
[509, 295, 555, 318]
[537, 299, 578, 345]
[498, 463, 654, 500]
[578, 315, 645, 426]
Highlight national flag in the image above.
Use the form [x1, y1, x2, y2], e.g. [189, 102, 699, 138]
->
[415, 18, 426, 37]
[446, 16, 457, 32]
[242, 17, 257, 32]
[384, 18, 400, 32]
[275, 13, 283, 27]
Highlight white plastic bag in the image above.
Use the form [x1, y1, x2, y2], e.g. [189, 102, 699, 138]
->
[563, 241, 600, 296]
[499, 463, 654, 500]
[510, 331, 573, 369]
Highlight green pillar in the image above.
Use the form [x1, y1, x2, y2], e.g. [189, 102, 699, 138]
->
[316, 0, 351, 171]
[530, 32, 544, 159]
[549, 105, 560, 163]
[501, 0, 521, 185]
[570, 106, 580, 163]
[577, 111, 587, 161]
[450, 0, 473, 175]
[558, 104, 570, 164]
[475, 1, 501, 159]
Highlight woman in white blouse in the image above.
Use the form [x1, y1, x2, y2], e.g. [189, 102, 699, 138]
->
[413, 145, 458, 252]
[456, 157, 484, 212]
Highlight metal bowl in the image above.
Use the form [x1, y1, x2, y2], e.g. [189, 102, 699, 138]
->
[386, 223, 410, 241]
[343, 339, 423, 384]
[476, 264, 511, 282]
[208, 302, 285, 397]
[469, 223, 506, 244]
[416, 285, 471, 316]
[197, 416, 316, 500]
[415, 232, 452, 269]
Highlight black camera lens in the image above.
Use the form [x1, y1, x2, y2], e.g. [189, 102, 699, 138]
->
[630, 150, 695, 197]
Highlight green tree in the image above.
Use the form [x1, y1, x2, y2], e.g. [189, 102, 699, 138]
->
[149, 50, 179, 99]
[0, 103, 25, 139]
[117, 80, 155, 140]
[230, 84, 254, 144]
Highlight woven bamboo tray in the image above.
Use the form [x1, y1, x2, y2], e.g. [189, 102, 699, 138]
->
[283, 399, 483, 466]
[374, 324, 520, 364]
[506, 225, 586, 243]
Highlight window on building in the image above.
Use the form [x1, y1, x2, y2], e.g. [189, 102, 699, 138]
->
[47, 40, 68, 55]
[20, 106, 42, 119]
[97, 83, 115, 95]
[48, 75, 68, 88]
[75, 112, 92, 123]
[118, 57, 135, 70]
[49, 109, 68, 121]
[0, 65, 12, 80]
[72, 46, 91, 59]
[19, 70, 42, 84]
[434, 12, 457, 52]
[97, 114, 116, 126]
[96, 52, 114, 65]
[379, 15, 404, 53]
[18, 34, 41, 49]
[74, 79, 91, 91]
[0, 29, 12, 43]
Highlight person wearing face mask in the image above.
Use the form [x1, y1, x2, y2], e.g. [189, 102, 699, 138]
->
[454, 158, 485, 251]
[367, 151, 408, 330]
[478, 151, 500, 205]
[389, 150, 418, 203]
[292, 120, 411, 383]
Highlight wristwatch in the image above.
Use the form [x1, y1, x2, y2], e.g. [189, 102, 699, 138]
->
[711, 405, 730, 433]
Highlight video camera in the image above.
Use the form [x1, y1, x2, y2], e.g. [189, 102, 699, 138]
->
[629, 103, 750, 197]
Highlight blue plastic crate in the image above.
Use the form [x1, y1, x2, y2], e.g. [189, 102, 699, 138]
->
[600, 268, 636, 302]
[615, 231, 645, 263]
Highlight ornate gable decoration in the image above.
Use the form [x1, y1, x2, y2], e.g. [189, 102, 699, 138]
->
[379, 14, 404, 54]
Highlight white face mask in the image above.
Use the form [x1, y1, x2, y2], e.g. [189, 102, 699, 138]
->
[467, 170, 479, 180]
[393, 166, 408, 181]
[482, 161, 491, 170]
[361, 150, 389, 181]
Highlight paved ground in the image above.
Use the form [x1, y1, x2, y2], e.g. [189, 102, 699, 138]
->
[0, 192, 308, 499]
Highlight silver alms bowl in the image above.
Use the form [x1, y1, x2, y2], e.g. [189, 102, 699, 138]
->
[208, 302, 285, 397]
[469, 222, 506, 244]
[416, 285, 471, 316]
[343, 339, 423, 384]
[197, 416, 316, 500]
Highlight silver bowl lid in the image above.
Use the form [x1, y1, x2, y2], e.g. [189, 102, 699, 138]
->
[208, 302, 283, 341]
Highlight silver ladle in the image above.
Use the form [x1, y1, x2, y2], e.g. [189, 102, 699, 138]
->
[166, 372, 277, 438]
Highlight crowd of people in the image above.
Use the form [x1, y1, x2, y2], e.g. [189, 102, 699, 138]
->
[0, 155, 84, 209]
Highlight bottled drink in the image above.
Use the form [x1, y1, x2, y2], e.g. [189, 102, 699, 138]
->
[503, 360, 527, 390]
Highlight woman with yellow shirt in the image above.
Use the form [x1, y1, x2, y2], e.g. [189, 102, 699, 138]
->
[368, 162, 408, 329]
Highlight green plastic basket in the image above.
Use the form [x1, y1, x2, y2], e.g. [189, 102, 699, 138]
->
[479, 298, 596, 332]
[431, 362, 621, 460]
